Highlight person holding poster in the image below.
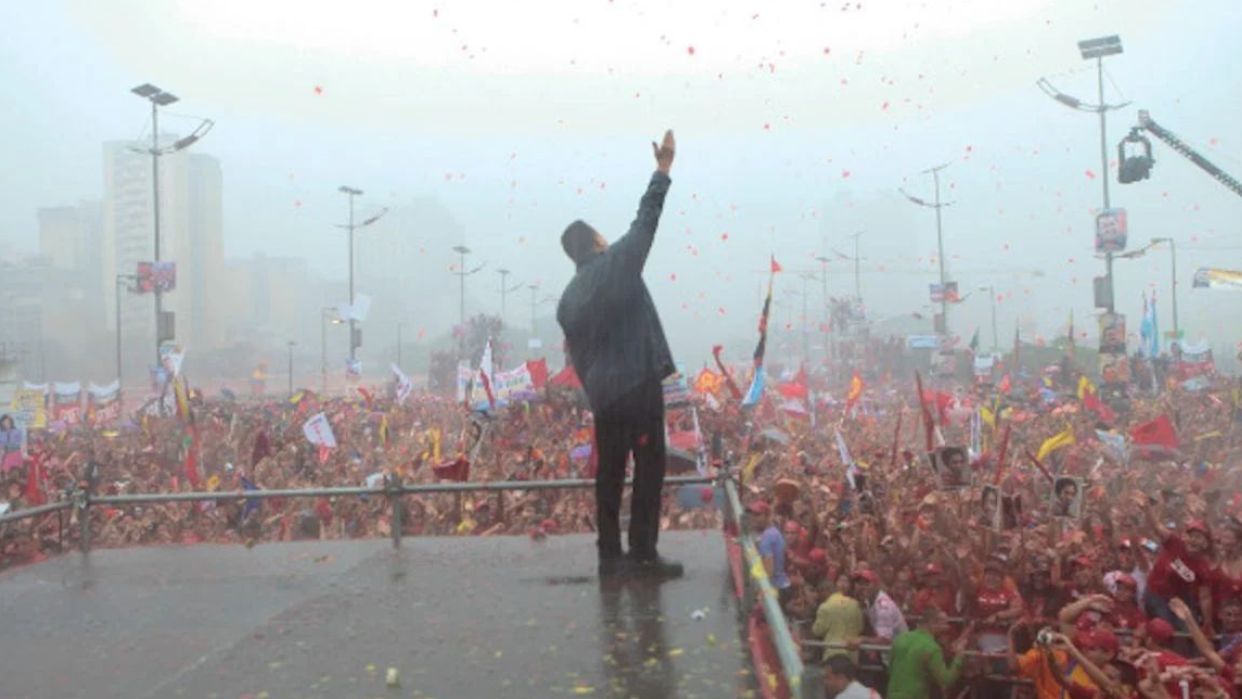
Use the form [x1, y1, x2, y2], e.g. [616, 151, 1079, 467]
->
[557, 130, 680, 579]
[0, 415, 23, 472]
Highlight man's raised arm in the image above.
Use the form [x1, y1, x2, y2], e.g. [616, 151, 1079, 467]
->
[610, 130, 675, 277]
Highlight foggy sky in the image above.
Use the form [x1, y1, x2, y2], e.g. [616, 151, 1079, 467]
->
[3, 0, 1240, 369]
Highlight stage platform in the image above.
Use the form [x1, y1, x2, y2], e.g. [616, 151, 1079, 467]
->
[0, 530, 758, 699]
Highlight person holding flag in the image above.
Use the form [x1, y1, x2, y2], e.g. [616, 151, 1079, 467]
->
[557, 129, 681, 579]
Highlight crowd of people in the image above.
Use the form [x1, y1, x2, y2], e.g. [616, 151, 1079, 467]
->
[2, 350, 1241, 699]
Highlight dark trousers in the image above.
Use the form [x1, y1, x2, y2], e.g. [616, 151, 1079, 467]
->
[594, 380, 666, 560]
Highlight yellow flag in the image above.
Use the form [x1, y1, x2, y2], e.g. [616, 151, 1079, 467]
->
[980, 406, 996, 429]
[741, 452, 762, 486]
[1077, 375, 1096, 401]
[1036, 424, 1076, 462]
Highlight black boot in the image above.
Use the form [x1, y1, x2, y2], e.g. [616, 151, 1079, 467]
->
[626, 552, 684, 579]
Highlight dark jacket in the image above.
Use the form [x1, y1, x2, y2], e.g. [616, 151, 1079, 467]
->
[557, 171, 676, 413]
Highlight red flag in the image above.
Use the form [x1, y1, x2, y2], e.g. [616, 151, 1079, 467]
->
[357, 387, 375, 408]
[433, 455, 471, 482]
[24, 453, 46, 506]
[526, 358, 549, 390]
[549, 364, 582, 389]
[1081, 389, 1116, 424]
[770, 255, 783, 273]
[183, 426, 201, 487]
[914, 371, 935, 451]
[998, 373, 1012, 394]
[1130, 414, 1179, 450]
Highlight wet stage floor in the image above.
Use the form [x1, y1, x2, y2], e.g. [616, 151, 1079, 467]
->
[0, 530, 757, 699]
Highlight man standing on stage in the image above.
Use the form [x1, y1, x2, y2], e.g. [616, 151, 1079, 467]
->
[557, 130, 681, 579]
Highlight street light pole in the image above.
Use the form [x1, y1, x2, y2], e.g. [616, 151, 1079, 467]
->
[848, 232, 863, 301]
[287, 341, 296, 397]
[396, 322, 404, 369]
[1039, 35, 1125, 312]
[320, 307, 343, 395]
[339, 186, 361, 364]
[902, 164, 953, 336]
[1151, 237, 1179, 342]
[978, 285, 999, 352]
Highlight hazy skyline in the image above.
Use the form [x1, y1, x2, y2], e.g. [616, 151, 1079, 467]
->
[3, 0, 1240, 370]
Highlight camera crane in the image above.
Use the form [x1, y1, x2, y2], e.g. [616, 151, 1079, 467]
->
[1118, 110, 1242, 199]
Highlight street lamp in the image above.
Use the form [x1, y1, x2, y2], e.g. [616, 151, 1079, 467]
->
[337, 185, 388, 366]
[130, 83, 213, 363]
[1037, 35, 1127, 312]
[901, 163, 954, 336]
[287, 341, 297, 397]
[451, 245, 485, 355]
[1150, 237, 1179, 343]
[320, 307, 343, 394]
[977, 285, 999, 352]
[496, 268, 523, 319]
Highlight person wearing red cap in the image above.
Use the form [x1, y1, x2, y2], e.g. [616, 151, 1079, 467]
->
[1135, 493, 1216, 642]
[851, 568, 908, 649]
[910, 562, 960, 619]
[969, 557, 1025, 654]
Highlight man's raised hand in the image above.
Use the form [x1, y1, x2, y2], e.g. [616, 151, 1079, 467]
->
[653, 130, 675, 174]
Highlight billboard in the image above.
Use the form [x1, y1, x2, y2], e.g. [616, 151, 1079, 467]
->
[1095, 208, 1128, 254]
[136, 261, 176, 293]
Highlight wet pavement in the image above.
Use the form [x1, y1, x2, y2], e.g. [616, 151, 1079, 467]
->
[0, 531, 757, 699]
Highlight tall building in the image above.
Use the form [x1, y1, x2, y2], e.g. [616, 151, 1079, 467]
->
[102, 140, 224, 380]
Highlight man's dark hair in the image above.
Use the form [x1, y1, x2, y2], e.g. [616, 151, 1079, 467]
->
[1057, 479, 1077, 496]
[824, 654, 856, 679]
[561, 220, 598, 266]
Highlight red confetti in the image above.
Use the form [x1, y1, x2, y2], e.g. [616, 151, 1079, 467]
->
[718, 307, 727, 316]
[669, 273, 677, 282]
[1085, 170, 1096, 179]
[687, 46, 695, 56]
[721, 233, 729, 241]
[313, 86, 323, 95]
[293, 200, 302, 208]
[823, 47, 831, 55]
[881, 101, 890, 110]
[841, 170, 851, 178]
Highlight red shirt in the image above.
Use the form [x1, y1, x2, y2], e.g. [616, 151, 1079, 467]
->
[1105, 600, 1147, 632]
[1147, 535, 1211, 600]
[974, 584, 1021, 633]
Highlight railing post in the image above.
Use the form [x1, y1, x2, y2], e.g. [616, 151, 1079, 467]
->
[386, 474, 402, 549]
[75, 488, 91, 554]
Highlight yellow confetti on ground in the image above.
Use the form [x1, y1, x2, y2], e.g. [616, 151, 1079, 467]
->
[706, 633, 718, 646]
[494, 650, 503, 658]
[668, 648, 685, 657]
[365, 663, 377, 673]
[573, 686, 596, 695]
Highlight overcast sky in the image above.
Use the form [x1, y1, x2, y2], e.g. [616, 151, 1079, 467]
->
[2, 0, 1240, 365]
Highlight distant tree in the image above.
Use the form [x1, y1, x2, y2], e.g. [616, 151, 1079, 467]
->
[427, 350, 457, 396]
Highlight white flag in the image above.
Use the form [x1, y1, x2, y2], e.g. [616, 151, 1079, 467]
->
[470, 338, 496, 409]
[302, 412, 337, 448]
[391, 363, 413, 404]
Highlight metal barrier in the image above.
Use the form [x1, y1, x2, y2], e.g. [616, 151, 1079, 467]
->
[0, 474, 718, 553]
[721, 477, 808, 699]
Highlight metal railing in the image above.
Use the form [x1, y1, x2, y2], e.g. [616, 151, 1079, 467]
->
[1, 474, 720, 552]
[721, 477, 809, 698]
